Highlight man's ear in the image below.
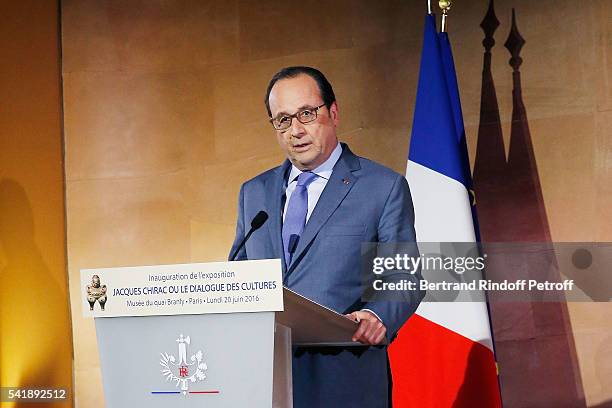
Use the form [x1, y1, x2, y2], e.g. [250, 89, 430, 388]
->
[329, 101, 339, 126]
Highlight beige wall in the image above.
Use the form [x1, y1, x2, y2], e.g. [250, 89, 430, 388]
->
[0, 1, 73, 406]
[61, 0, 612, 406]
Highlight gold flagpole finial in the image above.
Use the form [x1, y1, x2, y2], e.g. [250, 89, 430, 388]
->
[439, 0, 452, 32]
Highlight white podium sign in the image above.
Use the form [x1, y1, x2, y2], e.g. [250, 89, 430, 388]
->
[80, 259, 283, 317]
[87, 260, 359, 407]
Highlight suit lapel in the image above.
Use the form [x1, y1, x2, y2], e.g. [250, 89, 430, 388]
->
[285, 144, 361, 278]
[265, 161, 290, 271]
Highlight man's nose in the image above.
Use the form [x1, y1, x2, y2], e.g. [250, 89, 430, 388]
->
[289, 117, 306, 138]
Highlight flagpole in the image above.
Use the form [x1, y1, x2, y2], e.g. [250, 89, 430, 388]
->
[439, 0, 452, 32]
[427, 0, 432, 15]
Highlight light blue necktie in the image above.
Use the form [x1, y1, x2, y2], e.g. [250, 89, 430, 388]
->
[282, 172, 318, 266]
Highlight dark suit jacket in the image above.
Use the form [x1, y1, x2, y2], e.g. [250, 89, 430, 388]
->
[230, 143, 423, 407]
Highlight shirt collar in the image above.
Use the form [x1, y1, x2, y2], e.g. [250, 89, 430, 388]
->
[287, 142, 342, 184]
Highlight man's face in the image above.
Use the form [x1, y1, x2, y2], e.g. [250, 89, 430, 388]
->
[268, 74, 339, 171]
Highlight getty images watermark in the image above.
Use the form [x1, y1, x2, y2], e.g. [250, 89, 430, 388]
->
[360, 242, 612, 303]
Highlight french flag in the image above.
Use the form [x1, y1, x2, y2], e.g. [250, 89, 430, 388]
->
[388, 14, 502, 408]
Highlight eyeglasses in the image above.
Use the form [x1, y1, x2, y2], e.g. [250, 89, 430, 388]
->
[269, 104, 326, 131]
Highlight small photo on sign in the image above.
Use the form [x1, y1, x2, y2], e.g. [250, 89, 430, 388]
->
[86, 274, 107, 311]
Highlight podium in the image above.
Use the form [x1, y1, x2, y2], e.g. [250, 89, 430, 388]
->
[84, 261, 359, 408]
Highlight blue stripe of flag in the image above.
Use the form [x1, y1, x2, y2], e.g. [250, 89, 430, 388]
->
[409, 14, 468, 189]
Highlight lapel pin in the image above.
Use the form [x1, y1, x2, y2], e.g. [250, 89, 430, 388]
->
[342, 178, 351, 185]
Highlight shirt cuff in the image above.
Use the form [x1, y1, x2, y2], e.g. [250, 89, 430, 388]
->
[361, 308, 383, 323]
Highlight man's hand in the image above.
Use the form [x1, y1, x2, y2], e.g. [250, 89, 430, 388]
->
[345, 310, 387, 345]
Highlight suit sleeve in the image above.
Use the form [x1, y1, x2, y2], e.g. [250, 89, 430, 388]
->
[362, 174, 425, 340]
[228, 184, 249, 261]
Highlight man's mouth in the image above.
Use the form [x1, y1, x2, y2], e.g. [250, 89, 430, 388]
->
[293, 142, 311, 152]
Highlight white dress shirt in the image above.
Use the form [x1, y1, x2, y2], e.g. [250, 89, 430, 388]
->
[282, 142, 342, 222]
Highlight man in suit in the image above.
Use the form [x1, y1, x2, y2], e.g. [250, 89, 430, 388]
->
[229, 66, 423, 407]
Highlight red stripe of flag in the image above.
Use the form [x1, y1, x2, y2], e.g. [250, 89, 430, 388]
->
[390, 315, 500, 407]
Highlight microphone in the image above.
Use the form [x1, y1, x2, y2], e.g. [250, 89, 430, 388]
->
[250, 210, 268, 230]
[287, 234, 300, 264]
[288, 234, 300, 254]
[229, 211, 268, 261]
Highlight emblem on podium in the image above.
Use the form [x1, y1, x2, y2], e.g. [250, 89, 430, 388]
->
[159, 334, 208, 395]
